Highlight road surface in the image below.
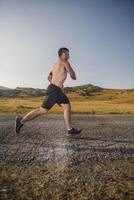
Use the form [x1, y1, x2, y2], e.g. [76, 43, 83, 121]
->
[0, 114, 134, 164]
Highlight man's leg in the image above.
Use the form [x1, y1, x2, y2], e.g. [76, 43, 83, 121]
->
[59, 103, 72, 130]
[15, 107, 48, 134]
[59, 102, 82, 135]
[21, 107, 48, 124]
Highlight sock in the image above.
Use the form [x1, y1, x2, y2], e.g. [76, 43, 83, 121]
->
[68, 128, 73, 131]
[20, 119, 24, 125]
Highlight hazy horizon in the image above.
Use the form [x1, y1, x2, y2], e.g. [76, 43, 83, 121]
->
[0, 0, 134, 89]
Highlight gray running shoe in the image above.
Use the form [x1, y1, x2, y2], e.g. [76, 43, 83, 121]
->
[14, 116, 24, 134]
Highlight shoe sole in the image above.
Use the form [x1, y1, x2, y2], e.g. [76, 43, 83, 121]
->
[66, 130, 82, 136]
[14, 116, 18, 137]
[14, 116, 21, 137]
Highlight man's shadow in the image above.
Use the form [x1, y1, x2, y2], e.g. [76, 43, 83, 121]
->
[68, 135, 134, 145]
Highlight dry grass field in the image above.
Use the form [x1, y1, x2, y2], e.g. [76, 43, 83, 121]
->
[0, 88, 134, 114]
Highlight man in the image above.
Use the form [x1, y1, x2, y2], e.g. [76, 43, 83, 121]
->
[15, 47, 82, 135]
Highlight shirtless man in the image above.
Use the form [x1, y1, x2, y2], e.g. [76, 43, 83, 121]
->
[14, 47, 81, 135]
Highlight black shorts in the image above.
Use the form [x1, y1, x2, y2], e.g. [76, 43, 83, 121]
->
[41, 83, 70, 110]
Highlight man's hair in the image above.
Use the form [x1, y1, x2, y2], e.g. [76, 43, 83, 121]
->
[58, 47, 69, 57]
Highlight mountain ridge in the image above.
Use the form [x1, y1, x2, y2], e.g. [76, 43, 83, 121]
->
[0, 84, 133, 97]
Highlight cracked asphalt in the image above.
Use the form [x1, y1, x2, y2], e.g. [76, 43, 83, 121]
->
[0, 114, 134, 165]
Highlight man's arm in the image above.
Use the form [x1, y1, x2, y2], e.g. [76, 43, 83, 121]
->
[47, 70, 53, 82]
[64, 61, 76, 80]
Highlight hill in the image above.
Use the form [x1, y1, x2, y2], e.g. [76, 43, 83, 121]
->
[0, 87, 46, 97]
[0, 85, 11, 90]
[64, 84, 103, 96]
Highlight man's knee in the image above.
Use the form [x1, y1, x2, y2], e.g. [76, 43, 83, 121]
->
[63, 103, 71, 111]
[39, 107, 48, 114]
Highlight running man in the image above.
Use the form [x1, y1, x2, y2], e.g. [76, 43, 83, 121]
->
[14, 47, 81, 135]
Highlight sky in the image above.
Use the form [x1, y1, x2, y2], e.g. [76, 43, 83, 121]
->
[0, 0, 134, 89]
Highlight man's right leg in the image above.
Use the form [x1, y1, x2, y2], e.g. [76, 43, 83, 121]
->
[59, 103, 72, 130]
[59, 103, 82, 135]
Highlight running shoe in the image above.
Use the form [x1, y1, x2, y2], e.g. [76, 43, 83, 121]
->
[66, 127, 81, 136]
[14, 116, 24, 135]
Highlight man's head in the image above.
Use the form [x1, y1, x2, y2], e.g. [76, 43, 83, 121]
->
[58, 47, 69, 60]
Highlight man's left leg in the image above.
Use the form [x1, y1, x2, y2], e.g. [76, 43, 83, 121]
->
[21, 107, 48, 124]
[15, 107, 48, 134]
[15, 85, 57, 135]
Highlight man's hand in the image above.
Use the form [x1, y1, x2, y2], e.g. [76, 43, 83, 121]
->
[47, 71, 53, 82]
[70, 74, 76, 80]
[64, 61, 76, 80]
[61, 84, 64, 92]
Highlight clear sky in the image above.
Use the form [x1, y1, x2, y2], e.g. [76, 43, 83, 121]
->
[0, 0, 134, 89]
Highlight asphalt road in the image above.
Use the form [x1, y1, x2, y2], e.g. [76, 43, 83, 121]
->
[0, 114, 134, 165]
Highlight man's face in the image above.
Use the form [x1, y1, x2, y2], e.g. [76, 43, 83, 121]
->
[61, 50, 70, 60]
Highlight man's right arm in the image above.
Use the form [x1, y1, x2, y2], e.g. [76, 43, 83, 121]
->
[64, 61, 76, 80]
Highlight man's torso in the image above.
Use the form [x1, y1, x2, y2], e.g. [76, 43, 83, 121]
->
[51, 60, 67, 88]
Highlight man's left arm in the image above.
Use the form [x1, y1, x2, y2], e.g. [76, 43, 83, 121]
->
[61, 84, 64, 92]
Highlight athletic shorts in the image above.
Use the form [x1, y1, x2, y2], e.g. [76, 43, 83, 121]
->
[41, 83, 70, 110]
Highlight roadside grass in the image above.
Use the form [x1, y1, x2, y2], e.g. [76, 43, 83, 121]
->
[0, 159, 134, 200]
